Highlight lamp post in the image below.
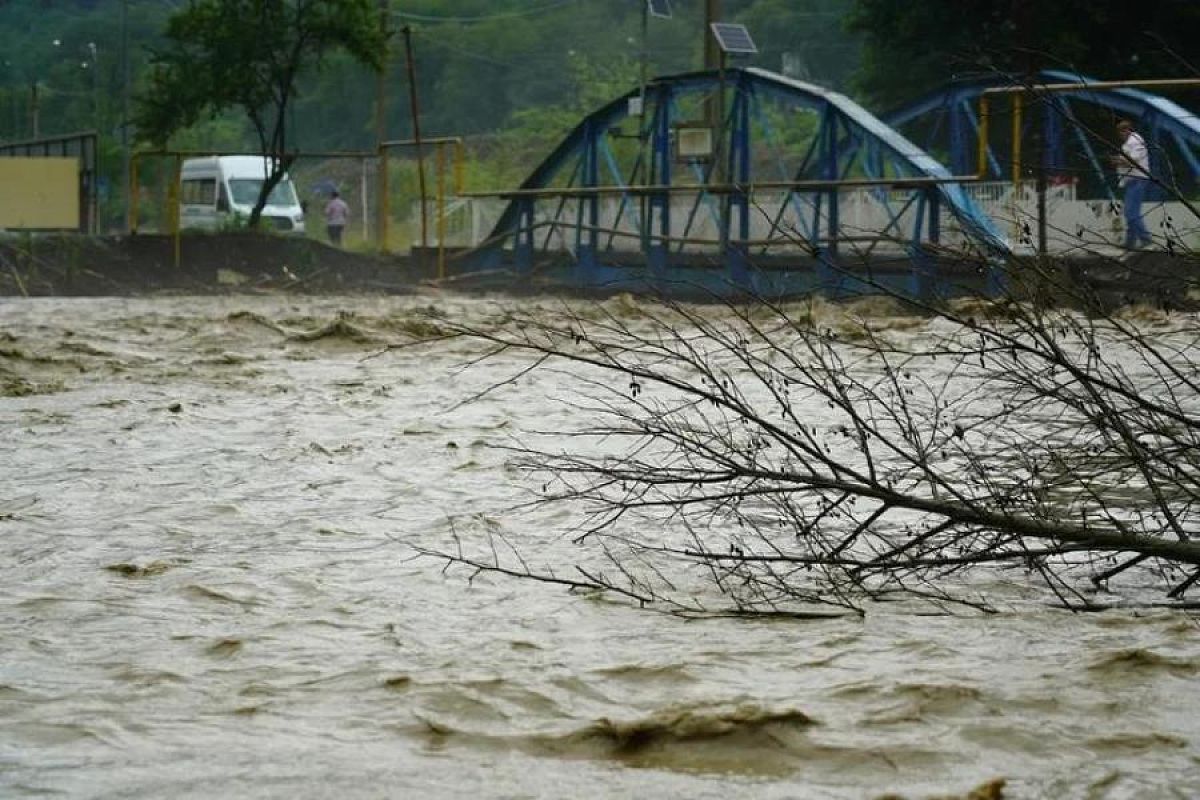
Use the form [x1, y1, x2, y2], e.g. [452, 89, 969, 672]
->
[0, 58, 17, 140]
[30, 79, 39, 138]
[704, 0, 720, 70]
[53, 38, 99, 132]
[401, 25, 427, 259]
[121, 0, 131, 232]
[84, 42, 98, 132]
[50, 37, 101, 233]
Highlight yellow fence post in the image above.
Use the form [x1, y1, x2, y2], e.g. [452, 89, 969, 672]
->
[454, 139, 464, 195]
[170, 154, 181, 268]
[130, 154, 141, 234]
[437, 141, 446, 280]
[976, 95, 989, 178]
[378, 146, 390, 252]
[1011, 93, 1023, 243]
[1011, 92, 1023, 190]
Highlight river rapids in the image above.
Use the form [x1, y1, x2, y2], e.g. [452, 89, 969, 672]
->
[1, 293, 1197, 799]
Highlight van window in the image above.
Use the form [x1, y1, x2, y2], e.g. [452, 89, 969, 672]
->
[181, 178, 217, 206]
[228, 178, 298, 207]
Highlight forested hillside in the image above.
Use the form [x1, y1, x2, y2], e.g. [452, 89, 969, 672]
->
[0, 0, 859, 151]
[3, 0, 1196, 231]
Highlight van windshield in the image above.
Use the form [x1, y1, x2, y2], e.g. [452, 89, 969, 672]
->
[228, 178, 298, 208]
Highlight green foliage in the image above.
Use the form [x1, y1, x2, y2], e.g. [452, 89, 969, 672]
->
[366, 0, 862, 144]
[847, 0, 1200, 108]
[0, 0, 169, 141]
[10, 0, 1199, 231]
[499, 52, 642, 177]
[751, 106, 822, 167]
[135, 0, 385, 148]
[2, 0, 863, 210]
[134, 0, 385, 225]
[737, 0, 861, 88]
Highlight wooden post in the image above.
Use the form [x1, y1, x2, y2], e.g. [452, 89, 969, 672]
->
[375, 0, 388, 251]
[402, 25, 428, 262]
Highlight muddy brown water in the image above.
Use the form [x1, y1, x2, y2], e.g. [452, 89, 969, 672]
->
[1, 294, 1198, 799]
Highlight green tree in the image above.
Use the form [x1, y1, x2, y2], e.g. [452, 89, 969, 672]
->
[736, 0, 859, 90]
[134, 0, 386, 227]
[847, 0, 1200, 109]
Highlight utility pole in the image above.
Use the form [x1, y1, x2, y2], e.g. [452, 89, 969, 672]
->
[30, 80, 38, 138]
[703, 0, 725, 185]
[703, 0, 721, 132]
[375, 0, 388, 249]
[402, 24, 427, 260]
[638, 0, 648, 113]
[121, 0, 131, 232]
[86, 42, 98, 133]
[1012, 0, 1046, 254]
[704, 0, 720, 71]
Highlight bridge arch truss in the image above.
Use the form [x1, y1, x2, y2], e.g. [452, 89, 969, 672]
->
[883, 70, 1200, 201]
[474, 67, 1009, 298]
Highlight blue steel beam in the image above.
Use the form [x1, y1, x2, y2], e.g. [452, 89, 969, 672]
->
[648, 82, 671, 275]
[883, 70, 1200, 186]
[742, 68, 1007, 255]
[484, 67, 1014, 291]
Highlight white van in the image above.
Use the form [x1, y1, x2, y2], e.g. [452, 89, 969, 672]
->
[179, 155, 306, 234]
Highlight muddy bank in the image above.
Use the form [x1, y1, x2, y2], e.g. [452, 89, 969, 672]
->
[0, 232, 428, 296]
[1, 231, 1197, 309]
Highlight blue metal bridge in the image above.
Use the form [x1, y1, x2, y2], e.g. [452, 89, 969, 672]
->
[455, 67, 1200, 299]
[883, 70, 1200, 196]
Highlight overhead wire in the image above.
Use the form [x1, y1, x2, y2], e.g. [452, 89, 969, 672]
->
[413, 31, 697, 66]
[391, 0, 585, 25]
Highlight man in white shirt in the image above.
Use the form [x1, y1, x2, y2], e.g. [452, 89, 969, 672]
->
[323, 190, 350, 247]
[1112, 120, 1152, 250]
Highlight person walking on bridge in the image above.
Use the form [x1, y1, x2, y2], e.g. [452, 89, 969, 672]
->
[1112, 119, 1152, 250]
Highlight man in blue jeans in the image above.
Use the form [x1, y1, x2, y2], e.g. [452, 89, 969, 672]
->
[1112, 120, 1152, 250]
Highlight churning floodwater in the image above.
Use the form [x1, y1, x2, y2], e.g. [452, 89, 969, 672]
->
[1, 293, 1198, 799]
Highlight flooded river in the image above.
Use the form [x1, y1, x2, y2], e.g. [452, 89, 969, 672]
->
[1, 294, 1198, 799]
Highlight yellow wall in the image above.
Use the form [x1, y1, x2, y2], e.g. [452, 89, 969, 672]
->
[0, 158, 80, 230]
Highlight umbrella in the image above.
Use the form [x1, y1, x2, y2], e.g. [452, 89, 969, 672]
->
[311, 178, 339, 196]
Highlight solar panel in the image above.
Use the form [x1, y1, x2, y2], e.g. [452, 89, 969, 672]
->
[709, 22, 758, 55]
[647, 0, 672, 18]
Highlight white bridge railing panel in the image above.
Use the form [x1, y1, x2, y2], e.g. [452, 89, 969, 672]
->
[449, 182, 1200, 256]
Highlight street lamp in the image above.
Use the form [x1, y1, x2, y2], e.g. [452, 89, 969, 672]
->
[84, 42, 99, 133]
[0, 58, 24, 140]
[121, 0, 131, 233]
[30, 78, 40, 138]
[632, 0, 672, 119]
[53, 38, 100, 132]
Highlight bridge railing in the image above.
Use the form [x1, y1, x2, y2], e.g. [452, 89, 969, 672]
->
[451, 180, 1199, 262]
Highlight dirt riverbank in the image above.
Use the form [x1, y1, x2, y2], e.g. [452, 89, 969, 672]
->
[1, 231, 1196, 310]
[0, 232, 426, 296]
